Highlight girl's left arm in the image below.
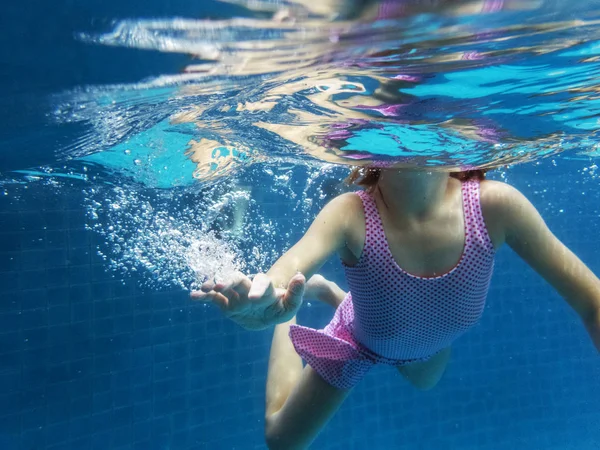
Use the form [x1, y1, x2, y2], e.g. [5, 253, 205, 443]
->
[484, 181, 600, 352]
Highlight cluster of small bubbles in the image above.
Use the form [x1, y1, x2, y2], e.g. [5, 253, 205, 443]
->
[581, 163, 599, 180]
[295, 163, 347, 222]
[186, 234, 240, 286]
[83, 174, 287, 290]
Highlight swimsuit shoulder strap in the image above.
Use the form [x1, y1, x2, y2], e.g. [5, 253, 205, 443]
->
[461, 180, 494, 251]
[355, 190, 388, 254]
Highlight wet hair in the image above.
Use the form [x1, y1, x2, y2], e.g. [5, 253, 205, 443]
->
[345, 167, 487, 193]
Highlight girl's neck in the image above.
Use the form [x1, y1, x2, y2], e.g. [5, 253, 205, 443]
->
[376, 170, 451, 221]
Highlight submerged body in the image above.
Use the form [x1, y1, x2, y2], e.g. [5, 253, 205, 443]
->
[192, 168, 600, 450]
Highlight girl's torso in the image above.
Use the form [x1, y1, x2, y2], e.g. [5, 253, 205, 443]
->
[338, 178, 497, 361]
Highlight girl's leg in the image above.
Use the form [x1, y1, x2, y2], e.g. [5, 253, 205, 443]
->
[304, 275, 346, 309]
[397, 347, 452, 391]
[265, 317, 351, 450]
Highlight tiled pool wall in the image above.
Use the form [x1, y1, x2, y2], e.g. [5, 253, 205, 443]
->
[0, 161, 599, 450]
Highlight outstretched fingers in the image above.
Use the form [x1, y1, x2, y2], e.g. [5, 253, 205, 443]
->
[190, 290, 229, 310]
[248, 273, 275, 302]
[284, 273, 306, 312]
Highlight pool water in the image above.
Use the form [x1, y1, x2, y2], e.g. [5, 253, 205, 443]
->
[1, 0, 600, 449]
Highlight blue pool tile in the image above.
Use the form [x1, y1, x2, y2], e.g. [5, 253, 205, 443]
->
[19, 231, 45, 251]
[68, 437, 92, 450]
[152, 380, 171, 401]
[114, 297, 134, 315]
[93, 392, 112, 414]
[0, 311, 21, 333]
[70, 396, 93, 418]
[46, 268, 69, 287]
[93, 299, 113, 319]
[0, 271, 20, 292]
[114, 282, 136, 298]
[112, 425, 133, 448]
[0, 232, 21, 252]
[43, 211, 66, 231]
[70, 303, 91, 322]
[91, 282, 112, 302]
[133, 421, 151, 442]
[93, 318, 114, 337]
[92, 264, 113, 282]
[45, 249, 69, 268]
[19, 425, 45, 449]
[0, 213, 20, 231]
[47, 286, 69, 306]
[113, 389, 133, 409]
[0, 392, 21, 416]
[113, 406, 133, 425]
[47, 324, 73, 346]
[67, 210, 85, 228]
[69, 414, 92, 438]
[113, 315, 133, 333]
[20, 250, 48, 271]
[19, 270, 47, 291]
[150, 326, 170, 346]
[68, 229, 91, 247]
[46, 364, 71, 385]
[70, 358, 93, 378]
[21, 407, 46, 431]
[0, 331, 22, 355]
[45, 230, 68, 249]
[133, 440, 152, 450]
[19, 211, 45, 231]
[21, 308, 48, 329]
[48, 305, 70, 325]
[132, 400, 152, 423]
[21, 327, 50, 349]
[20, 387, 46, 412]
[130, 329, 151, 347]
[0, 252, 20, 272]
[45, 400, 71, 426]
[69, 247, 91, 266]
[68, 265, 92, 284]
[0, 370, 21, 394]
[91, 431, 111, 449]
[149, 416, 170, 437]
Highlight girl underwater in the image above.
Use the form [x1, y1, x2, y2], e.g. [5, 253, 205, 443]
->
[191, 166, 600, 449]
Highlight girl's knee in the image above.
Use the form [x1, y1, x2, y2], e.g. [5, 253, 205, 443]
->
[264, 416, 281, 450]
[408, 374, 443, 391]
[265, 414, 303, 450]
[398, 347, 451, 391]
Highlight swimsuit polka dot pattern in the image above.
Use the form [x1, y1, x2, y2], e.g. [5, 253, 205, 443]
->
[289, 180, 495, 390]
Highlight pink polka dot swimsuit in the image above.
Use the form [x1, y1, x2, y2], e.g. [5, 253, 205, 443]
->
[289, 180, 495, 389]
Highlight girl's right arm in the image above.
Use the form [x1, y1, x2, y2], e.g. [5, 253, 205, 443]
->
[265, 192, 359, 288]
[191, 193, 361, 329]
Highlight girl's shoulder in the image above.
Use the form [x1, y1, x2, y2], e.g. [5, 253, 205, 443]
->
[317, 192, 365, 228]
[479, 180, 534, 249]
[324, 192, 367, 261]
[479, 179, 527, 212]
[328, 191, 367, 211]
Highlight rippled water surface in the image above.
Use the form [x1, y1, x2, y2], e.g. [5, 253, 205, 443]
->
[46, 0, 600, 179]
[5, 0, 600, 287]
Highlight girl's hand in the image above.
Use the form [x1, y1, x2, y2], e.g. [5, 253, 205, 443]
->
[190, 272, 306, 330]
